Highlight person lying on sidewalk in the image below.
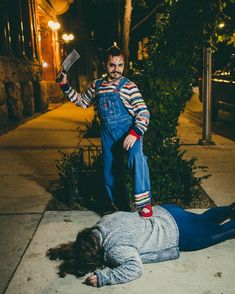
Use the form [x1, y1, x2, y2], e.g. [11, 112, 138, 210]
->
[56, 44, 152, 218]
[46, 203, 235, 287]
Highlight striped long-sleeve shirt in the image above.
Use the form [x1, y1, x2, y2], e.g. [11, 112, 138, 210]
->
[60, 77, 150, 136]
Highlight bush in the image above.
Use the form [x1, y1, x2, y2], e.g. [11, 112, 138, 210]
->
[131, 0, 228, 203]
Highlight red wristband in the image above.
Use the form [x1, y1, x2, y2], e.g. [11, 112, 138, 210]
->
[59, 81, 68, 86]
[129, 129, 141, 140]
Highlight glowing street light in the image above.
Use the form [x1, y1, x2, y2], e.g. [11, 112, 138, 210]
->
[48, 20, 61, 31]
[42, 61, 49, 68]
[218, 22, 225, 29]
[62, 33, 74, 43]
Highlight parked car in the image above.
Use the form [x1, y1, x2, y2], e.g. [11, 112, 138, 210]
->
[199, 55, 235, 121]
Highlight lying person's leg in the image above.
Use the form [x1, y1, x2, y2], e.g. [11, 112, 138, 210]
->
[163, 205, 235, 251]
[179, 217, 235, 251]
[198, 204, 235, 223]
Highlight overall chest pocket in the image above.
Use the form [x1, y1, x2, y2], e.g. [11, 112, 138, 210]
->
[98, 93, 121, 120]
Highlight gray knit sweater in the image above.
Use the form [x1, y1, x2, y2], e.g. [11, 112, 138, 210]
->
[94, 206, 179, 287]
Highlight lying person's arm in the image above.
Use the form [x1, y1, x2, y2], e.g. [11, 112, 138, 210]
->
[86, 245, 143, 287]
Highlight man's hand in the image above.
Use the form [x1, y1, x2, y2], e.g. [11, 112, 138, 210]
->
[85, 274, 98, 287]
[123, 134, 137, 150]
[56, 70, 68, 84]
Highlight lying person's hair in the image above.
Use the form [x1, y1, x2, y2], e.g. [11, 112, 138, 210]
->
[46, 226, 104, 278]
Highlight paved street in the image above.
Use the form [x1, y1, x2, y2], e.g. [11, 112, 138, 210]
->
[0, 98, 235, 294]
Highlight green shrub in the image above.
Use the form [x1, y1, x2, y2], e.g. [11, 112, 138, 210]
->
[131, 0, 228, 203]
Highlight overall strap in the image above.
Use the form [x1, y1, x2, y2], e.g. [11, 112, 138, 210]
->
[116, 77, 129, 91]
[95, 78, 104, 92]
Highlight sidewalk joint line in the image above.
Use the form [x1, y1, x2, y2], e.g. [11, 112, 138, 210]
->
[0, 212, 43, 216]
[2, 209, 47, 294]
[0, 146, 81, 150]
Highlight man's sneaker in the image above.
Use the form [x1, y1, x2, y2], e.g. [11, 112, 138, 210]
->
[139, 203, 153, 219]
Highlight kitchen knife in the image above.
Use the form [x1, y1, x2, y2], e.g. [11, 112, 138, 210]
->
[56, 49, 80, 83]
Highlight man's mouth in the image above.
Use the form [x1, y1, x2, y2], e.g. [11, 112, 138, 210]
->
[111, 71, 121, 75]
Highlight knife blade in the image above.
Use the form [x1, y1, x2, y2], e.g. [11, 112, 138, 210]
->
[56, 49, 80, 83]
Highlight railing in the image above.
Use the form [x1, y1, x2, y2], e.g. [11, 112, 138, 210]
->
[79, 145, 102, 167]
[65, 146, 102, 208]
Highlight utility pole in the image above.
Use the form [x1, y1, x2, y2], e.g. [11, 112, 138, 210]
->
[199, 46, 215, 145]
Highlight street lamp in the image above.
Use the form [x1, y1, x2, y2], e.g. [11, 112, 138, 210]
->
[62, 33, 74, 43]
[42, 61, 48, 68]
[61, 33, 75, 59]
[48, 20, 61, 31]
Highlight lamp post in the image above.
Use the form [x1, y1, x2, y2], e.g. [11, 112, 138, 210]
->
[46, 20, 61, 78]
[47, 19, 75, 69]
[199, 46, 215, 145]
[198, 22, 217, 146]
[198, 21, 227, 145]
[61, 33, 75, 58]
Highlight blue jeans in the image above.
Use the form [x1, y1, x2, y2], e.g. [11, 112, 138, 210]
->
[162, 204, 235, 251]
[96, 78, 151, 209]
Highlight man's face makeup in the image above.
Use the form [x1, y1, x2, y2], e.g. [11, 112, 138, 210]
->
[106, 55, 125, 80]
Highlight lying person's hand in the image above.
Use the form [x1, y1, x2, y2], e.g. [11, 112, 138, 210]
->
[123, 134, 137, 150]
[85, 274, 98, 287]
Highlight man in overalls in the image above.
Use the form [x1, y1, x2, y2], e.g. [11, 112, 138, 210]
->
[58, 45, 152, 218]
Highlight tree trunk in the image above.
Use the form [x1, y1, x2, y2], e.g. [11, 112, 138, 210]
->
[117, 0, 122, 43]
[122, 0, 132, 74]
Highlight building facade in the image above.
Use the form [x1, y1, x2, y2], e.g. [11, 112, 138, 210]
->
[0, 0, 73, 130]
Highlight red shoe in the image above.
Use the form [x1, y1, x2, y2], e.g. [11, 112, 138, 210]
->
[139, 203, 153, 219]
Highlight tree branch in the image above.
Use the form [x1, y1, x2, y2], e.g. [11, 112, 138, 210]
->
[131, 2, 165, 32]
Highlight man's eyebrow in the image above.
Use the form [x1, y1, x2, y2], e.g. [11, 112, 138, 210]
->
[109, 63, 124, 66]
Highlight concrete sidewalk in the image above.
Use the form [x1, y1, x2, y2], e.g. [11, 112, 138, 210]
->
[0, 103, 96, 293]
[179, 92, 235, 206]
[0, 99, 235, 294]
[4, 211, 235, 294]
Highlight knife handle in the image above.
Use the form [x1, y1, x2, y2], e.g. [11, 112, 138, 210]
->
[56, 70, 67, 83]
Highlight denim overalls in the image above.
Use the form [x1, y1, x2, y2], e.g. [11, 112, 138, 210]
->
[96, 77, 151, 209]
